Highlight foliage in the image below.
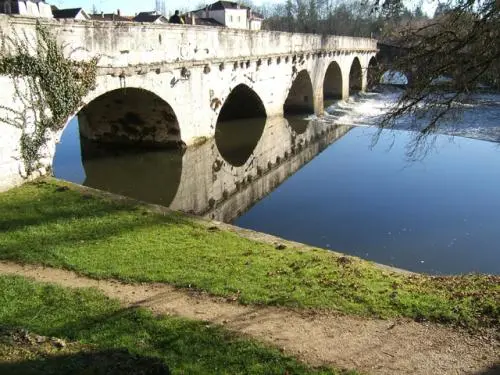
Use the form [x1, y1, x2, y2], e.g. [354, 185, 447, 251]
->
[378, 0, 500, 139]
[0, 179, 498, 329]
[0, 275, 344, 374]
[0, 22, 97, 176]
[259, 0, 423, 36]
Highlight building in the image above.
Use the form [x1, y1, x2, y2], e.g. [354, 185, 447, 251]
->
[183, 13, 225, 27]
[248, 10, 263, 30]
[90, 10, 132, 22]
[133, 11, 168, 24]
[52, 7, 90, 20]
[0, 0, 53, 18]
[191, 1, 263, 30]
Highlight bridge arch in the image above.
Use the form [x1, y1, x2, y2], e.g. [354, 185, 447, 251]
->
[323, 61, 343, 100]
[217, 84, 267, 121]
[53, 86, 184, 205]
[215, 84, 266, 167]
[284, 70, 314, 115]
[349, 57, 363, 95]
[73, 87, 182, 148]
[367, 57, 379, 90]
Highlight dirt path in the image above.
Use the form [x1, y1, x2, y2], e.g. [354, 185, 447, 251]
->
[0, 261, 498, 375]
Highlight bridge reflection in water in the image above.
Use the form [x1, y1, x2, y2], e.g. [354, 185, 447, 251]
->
[57, 117, 351, 223]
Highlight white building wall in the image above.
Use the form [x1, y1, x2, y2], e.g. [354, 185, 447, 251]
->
[249, 19, 261, 31]
[25, 1, 40, 16]
[73, 11, 88, 21]
[38, 2, 53, 18]
[224, 8, 247, 29]
[17, 1, 28, 15]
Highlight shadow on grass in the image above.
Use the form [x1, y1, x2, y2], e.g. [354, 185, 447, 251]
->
[1, 303, 335, 375]
[0, 272, 335, 375]
[0, 348, 170, 375]
[54, 307, 322, 374]
[0, 181, 190, 267]
[0, 183, 133, 233]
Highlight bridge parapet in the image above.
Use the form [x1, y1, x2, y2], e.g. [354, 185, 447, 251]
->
[0, 15, 377, 69]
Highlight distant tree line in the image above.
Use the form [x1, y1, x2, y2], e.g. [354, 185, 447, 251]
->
[254, 0, 428, 38]
[243, 0, 499, 96]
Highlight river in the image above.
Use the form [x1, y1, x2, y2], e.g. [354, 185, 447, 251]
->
[54, 90, 500, 275]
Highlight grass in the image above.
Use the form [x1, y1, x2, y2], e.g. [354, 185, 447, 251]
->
[0, 275, 344, 374]
[0, 179, 498, 329]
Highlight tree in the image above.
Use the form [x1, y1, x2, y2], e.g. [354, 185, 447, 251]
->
[261, 0, 498, 157]
[413, 6, 424, 19]
[308, 0, 319, 32]
[374, 0, 500, 145]
[433, 2, 452, 18]
[155, 0, 166, 16]
[285, 0, 294, 31]
[262, 0, 381, 36]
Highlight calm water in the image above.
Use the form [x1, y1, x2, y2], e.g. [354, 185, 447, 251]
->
[54, 92, 500, 275]
[236, 127, 500, 274]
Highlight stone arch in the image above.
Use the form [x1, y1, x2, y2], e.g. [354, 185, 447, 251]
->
[217, 84, 267, 121]
[323, 61, 343, 100]
[284, 70, 314, 115]
[367, 57, 379, 90]
[380, 70, 409, 86]
[349, 57, 362, 95]
[54, 87, 184, 206]
[76, 87, 182, 148]
[215, 84, 267, 167]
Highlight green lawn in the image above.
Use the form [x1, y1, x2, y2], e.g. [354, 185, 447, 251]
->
[0, 275, 343, 374]
[0, 179, 498, 328]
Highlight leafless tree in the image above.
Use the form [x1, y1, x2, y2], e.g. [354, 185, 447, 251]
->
[375, 0, 499, 135]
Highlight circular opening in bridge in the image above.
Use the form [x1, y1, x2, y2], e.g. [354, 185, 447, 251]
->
[53, 88, 184, 207]
[77, 88, 181, 148]
[367, 57, 379, 90]
[215, 84, 267, 167]
[349, 57, 362, 95]
[284, 70, 314, 115]
[323, 61, 343, 100]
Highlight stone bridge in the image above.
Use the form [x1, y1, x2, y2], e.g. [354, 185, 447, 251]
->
[0, 15, 377, 190]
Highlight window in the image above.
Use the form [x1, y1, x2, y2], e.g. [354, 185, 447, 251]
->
[238, 16, 240, 22]
[230, 15, 233, 22]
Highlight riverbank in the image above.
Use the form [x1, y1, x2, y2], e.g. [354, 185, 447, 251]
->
[1, 178, 498, 328]
[1, 178, 499, 374]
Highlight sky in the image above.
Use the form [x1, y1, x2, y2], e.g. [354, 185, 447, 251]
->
[52, 0, 277, 15]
